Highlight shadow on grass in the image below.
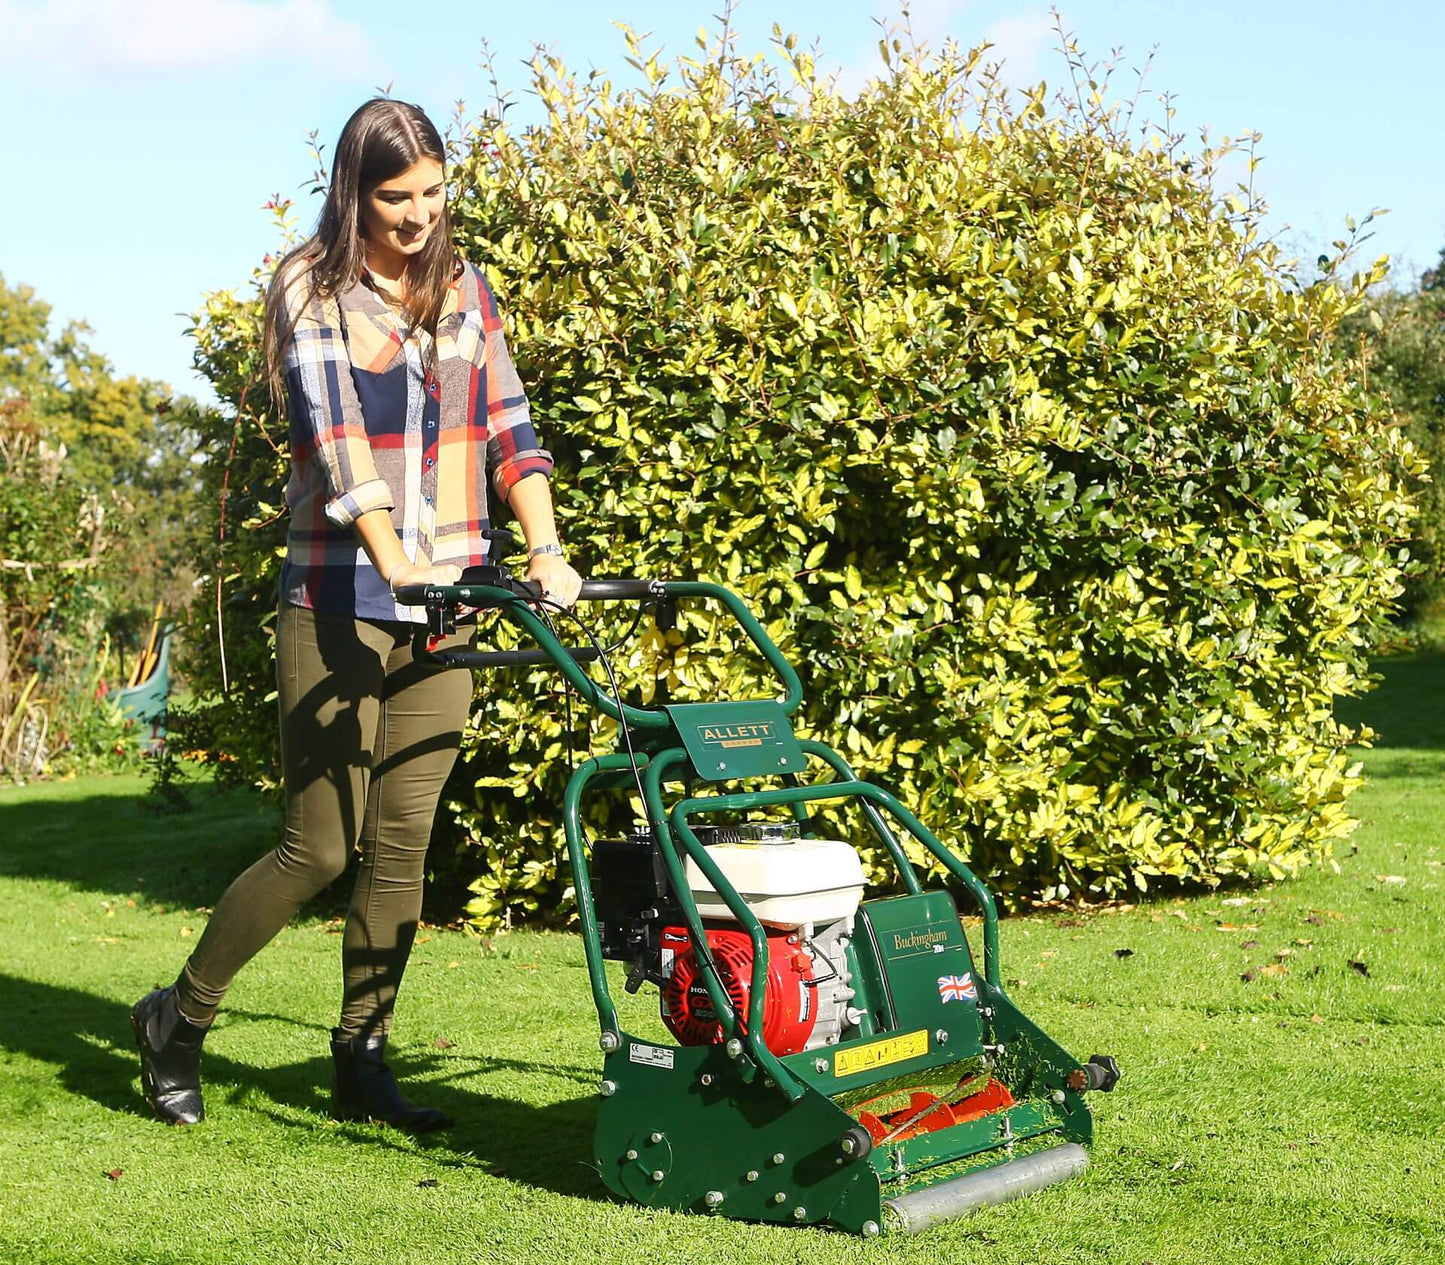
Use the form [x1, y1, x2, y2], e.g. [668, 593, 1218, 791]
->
[0, 781, 276, 910]
[0, 972, 610, 1203]
[1337, 653, 1445, 753]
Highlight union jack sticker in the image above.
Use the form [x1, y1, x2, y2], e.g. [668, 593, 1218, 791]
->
[937, 973, 977, 1003]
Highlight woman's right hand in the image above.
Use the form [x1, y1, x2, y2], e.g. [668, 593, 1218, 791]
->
[388, 561, 462, 594]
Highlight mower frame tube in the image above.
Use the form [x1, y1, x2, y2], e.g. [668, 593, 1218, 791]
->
[562, 751, 655, 1045]
[795, 741, 922, 897]
[637, 748, 808, 1096]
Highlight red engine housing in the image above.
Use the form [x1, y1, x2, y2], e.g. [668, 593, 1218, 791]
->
[660, 924, 818, 1056]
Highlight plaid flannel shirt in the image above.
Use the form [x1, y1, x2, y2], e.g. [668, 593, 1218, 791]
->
[276, 258, 552, 622]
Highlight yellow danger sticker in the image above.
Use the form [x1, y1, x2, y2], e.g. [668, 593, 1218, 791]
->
[833, 1029, 929, 1078]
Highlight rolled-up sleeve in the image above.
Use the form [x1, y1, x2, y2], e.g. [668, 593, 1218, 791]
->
[476, 272, 553, 503]
[278, 267, 395, 527]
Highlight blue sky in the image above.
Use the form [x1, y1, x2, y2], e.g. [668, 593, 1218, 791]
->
[2, 0, 1442, 405]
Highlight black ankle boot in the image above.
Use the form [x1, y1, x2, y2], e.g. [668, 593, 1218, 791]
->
[330, 1028, 452, 1133]
[130, 986, 210, 1125]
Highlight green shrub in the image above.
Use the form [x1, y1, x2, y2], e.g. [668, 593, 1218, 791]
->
[186, 33, 1420, 926]
[1353, 251, 1445, 638]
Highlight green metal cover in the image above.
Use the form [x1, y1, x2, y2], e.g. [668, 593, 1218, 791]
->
[663, 700, 805, 782]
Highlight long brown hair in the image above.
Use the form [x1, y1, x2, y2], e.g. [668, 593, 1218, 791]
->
[263, 97, 456, 404]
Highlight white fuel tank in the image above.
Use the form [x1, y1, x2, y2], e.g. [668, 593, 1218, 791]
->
[684, 832, 866, 928]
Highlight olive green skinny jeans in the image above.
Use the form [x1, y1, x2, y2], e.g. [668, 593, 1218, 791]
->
[175, 602, 472, 1039]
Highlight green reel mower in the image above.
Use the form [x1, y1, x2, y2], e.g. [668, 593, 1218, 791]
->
[399, 557, 1119, 1238]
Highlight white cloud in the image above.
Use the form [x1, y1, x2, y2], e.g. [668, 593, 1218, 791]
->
[0, 0, 375, 80]
[975, 11, 1054, 90]
[830, 3, 1057, 99]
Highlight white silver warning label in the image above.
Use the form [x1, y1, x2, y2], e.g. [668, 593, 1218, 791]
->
[629, 1042, 676, 1069]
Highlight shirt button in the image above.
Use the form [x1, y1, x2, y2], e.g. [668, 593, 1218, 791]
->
[426, 457, 435, 468]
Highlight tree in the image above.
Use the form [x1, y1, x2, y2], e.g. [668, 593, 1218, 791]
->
[1356, 248, 1445, 628]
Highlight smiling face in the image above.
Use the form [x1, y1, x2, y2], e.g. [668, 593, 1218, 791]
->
[359, 157, 445, 274]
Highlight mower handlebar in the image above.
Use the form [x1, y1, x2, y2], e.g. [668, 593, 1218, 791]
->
[393, 575, 665, 607]
[400, 574, 804, 726]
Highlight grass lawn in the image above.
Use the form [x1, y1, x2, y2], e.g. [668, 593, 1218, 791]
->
[2, 659, 1443, 1265]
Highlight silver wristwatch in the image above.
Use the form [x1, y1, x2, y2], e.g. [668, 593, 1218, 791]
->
[528, 543, 565, 561]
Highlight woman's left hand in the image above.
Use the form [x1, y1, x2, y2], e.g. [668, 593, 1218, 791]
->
[527, 552, 583, 609]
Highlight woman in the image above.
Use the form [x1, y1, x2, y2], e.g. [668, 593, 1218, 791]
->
[131, 98, 581, 1131]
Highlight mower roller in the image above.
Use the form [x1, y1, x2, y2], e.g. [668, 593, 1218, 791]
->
[399, 555, 1119, 1238]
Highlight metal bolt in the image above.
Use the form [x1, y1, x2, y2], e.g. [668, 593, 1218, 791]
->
[1050, 1090, 1066, 1106]
[793, 1207, 808, 1222]
[771, 1192, 787, 1205]
[778, 757, 789, 767]
[934, 1028, 949, 1044]
[725, 1038, 744, 1058]
[813, 1057, 829, 1074]
[700, 1073, 714, 1086]
[625, 1149, 638, 1161]
[599, 1079, 617, 1097]
[598, 1031, 620, 1053]
[979, 1006, 995, 1020]
[649, 1131, 664, 1144]
[651, 1170, 665, 1183]
[862, 1220, 881, 1238]
[745, 1170, 759, 1183]
[771, 1152, 785, 1166]
[705, 1190, 724, 1209]
[718, 761, 727, 771]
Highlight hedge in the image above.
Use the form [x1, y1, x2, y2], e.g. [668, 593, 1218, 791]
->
[185, 32, 1421, 927]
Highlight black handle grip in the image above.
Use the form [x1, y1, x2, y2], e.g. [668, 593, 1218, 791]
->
[423, 644, 602, 669]
[395, 577, 663, 607]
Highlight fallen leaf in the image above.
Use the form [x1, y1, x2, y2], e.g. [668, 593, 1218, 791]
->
[1275, 948, 1293, 960]
[1240, 939, 1259, 949]
[1294, 938, 1314, 947]
[1305, 915, 1325, 926]
[446, 961, 460, 970]
[1310, 1013, 1324, 1024]
[1057, 918, 1087, 929]
[104, 1169, 123, 1180]
[417, 1178, 439, 1188]
[1347, 960, 1370, 978]
[1167, 910, 1189, 920]
[1216, 923, 1240, 931]
[1240, 969, 1258, 983]
[1221, 897, 1261, 906]
[1040, 949, 1058, 958]
[179, 927, 192, 938]
[1195, 1041, 1208, 1052]
[1375, 875, 1407, 885]
[1258, 963, 1288, 978]
[434, 1037, 454, 1049]
[417, 935, 434, 944]
[1113, 948, 1134, 959]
